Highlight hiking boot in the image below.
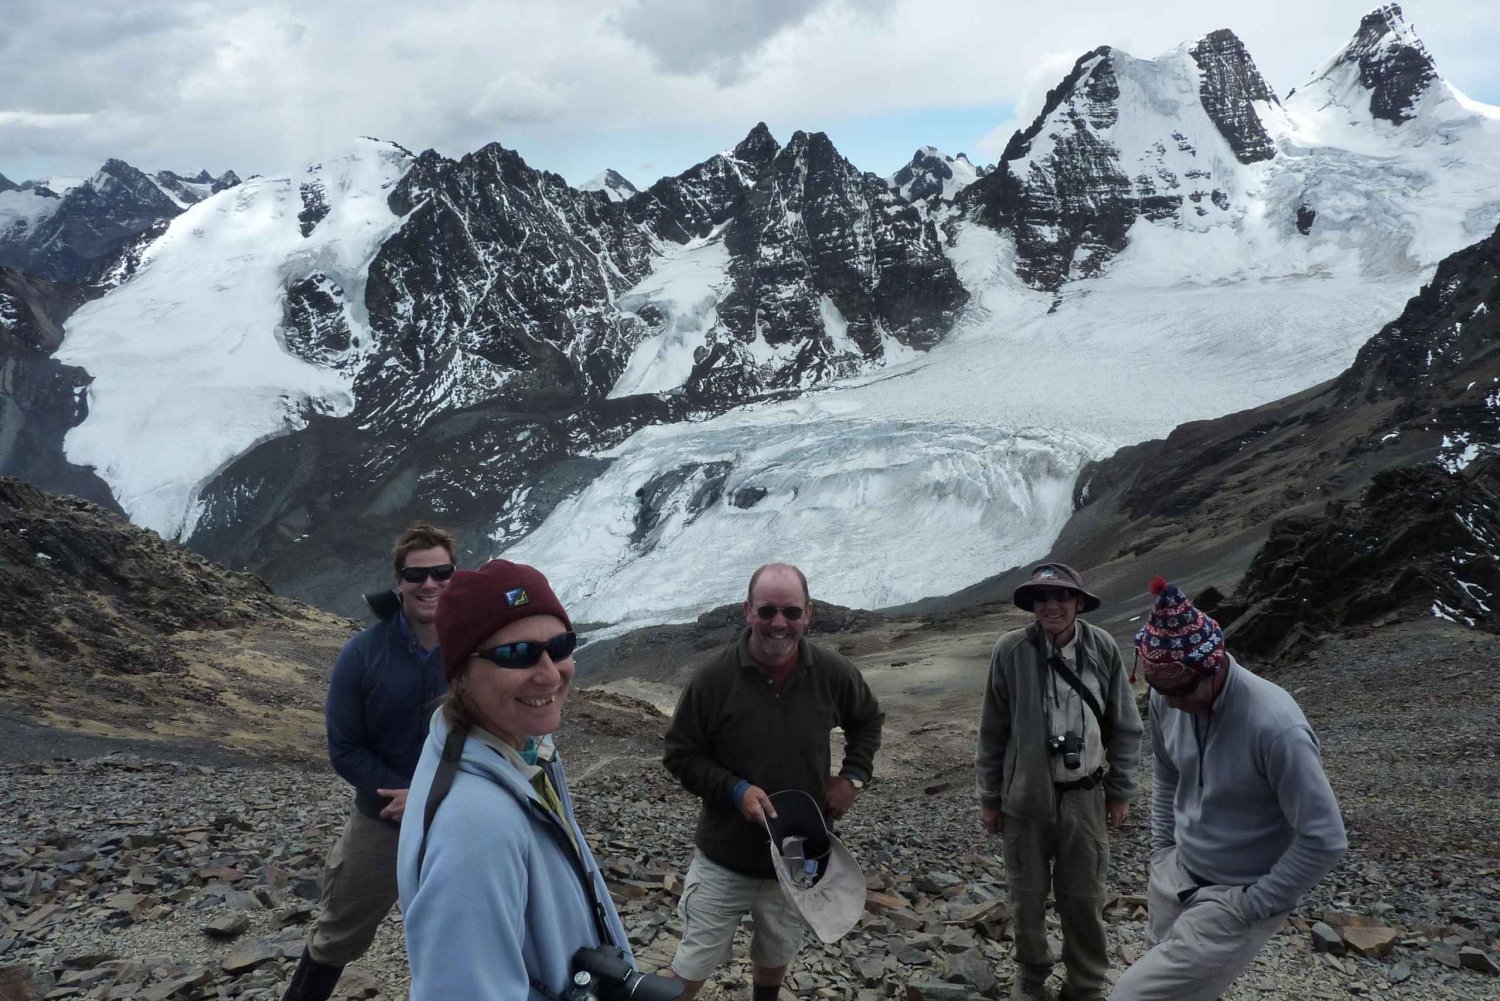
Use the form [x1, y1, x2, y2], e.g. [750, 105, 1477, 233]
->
[1057, 988, 1105, 1001]
[279, 949, 344, 1001]
[1009, 977, 1048, 1001]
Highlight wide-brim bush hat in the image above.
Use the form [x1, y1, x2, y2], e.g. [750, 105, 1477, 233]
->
[1013, 562, 1102, 613]
[763, 790, 865, 944]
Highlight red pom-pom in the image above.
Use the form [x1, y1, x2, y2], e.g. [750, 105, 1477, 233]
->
[1149, 576, 1169, 597]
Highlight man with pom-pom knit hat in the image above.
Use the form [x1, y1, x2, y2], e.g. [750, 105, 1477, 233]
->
[1110, 579, 1347, 1001]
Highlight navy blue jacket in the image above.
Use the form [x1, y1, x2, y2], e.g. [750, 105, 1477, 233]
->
[326, 606, 448, 825]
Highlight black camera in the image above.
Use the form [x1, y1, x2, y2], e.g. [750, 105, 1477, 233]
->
[560, 945, 683, 1001]
[1047, 731, 1084, 770]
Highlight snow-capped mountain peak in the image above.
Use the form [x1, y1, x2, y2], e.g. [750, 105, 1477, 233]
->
[1295, 3, 1438, 126]
[580, 168, 639, 203]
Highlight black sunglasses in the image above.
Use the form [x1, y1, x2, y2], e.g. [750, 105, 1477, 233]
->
[1148, 673, 1204, 699]
[400, 563, 456, 584]
[1030, 587, 1077, 605]
[754, 604, 805, 621]
[472, 631, 578, 670]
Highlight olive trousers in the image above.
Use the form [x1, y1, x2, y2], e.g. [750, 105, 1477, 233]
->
[1002, 784, 1111, 999]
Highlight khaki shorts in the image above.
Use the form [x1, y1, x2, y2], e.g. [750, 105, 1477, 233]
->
[671, 851, 805, 980]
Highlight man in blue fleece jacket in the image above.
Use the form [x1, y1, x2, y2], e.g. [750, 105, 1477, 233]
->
[1111, 579, 1347, 1001]
[281, 524, 455, 1001]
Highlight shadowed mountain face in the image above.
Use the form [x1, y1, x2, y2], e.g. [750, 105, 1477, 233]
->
[1046, 222, 1500, 653]
[1217, 457, 1499, 659]
[957, 30, 1289, 291]
[1190, 29, 1279, 164]
[0, 268, 117, 509]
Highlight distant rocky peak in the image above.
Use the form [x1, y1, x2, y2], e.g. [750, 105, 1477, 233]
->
[0, 172, 15, 193]
[1189, 28, 1279, 164]
[1310, 3, 1439, 124]
[152, 168, 243, 207]
[580, 168, 639, 202]
[889, 146, 981, 206]
[728, 121, 781, 174]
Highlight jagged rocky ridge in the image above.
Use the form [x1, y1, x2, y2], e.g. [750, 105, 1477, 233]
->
[185, 124, 967, 611]
[957, 33, 1276, 290]
[0, 161, 239, 284]
[888, 148, 985, 216]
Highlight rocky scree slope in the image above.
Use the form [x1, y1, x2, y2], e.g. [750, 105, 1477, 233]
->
[2, 618, 1498, 1000]
[0, 477, 350, 758]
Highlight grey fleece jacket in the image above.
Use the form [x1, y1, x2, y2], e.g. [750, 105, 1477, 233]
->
[1149, 657, 1347, 921]
[976, 619, 1143, 820]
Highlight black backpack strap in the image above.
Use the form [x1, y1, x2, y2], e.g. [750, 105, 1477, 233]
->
[1047, 653, 1110, 740]
[416, 722, 469, 874]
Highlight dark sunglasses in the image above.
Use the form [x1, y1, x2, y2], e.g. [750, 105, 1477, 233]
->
[1030, 587, 1077, 605]
[1148, 673, 1204, 699]
[471, 631, 578, 670]
[399, 563, 455, 584]
[754, 604, 805, 621]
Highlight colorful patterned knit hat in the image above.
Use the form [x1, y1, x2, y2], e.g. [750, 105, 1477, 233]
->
[1133, 577, 1225, 679]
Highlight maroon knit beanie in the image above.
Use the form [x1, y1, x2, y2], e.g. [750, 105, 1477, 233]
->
[436, 560, 572, 681]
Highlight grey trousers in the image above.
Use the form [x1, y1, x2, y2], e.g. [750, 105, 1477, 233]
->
[1109, 847, 1289, 1001]
[305, 808, 401, 966]
[1002, 785, 1110, 998]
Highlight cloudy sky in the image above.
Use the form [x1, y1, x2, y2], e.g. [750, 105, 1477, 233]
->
[4, 0, 1498, 189]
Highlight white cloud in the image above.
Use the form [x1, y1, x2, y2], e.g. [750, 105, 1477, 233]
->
[975, 50, 1086, 161]
[0, 0, 1495, 185]
[0, 111, 95, 129]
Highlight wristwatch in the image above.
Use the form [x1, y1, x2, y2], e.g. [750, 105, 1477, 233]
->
[842, 773, 865, 790]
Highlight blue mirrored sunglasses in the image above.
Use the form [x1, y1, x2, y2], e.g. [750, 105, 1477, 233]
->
[471, 631, 578, 670]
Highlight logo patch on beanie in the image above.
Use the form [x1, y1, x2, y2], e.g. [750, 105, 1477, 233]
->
[1038, 566, 1058, 579]
[505, 587, 530, 608]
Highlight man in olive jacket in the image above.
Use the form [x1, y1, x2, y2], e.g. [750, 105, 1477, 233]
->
[664, 563, 884, 1001]
[977, 562, 1143, 1001]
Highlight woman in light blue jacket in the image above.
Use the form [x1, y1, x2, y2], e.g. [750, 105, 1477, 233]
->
[397, 559, 637, 1000]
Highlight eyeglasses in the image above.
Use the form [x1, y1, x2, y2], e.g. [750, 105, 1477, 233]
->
[399, 563, 455, 584]
[471, 631, 578, 669]
[1030, 588, 1077, 605]
[1148, 673, 1204, 699]
[754, 604, 806, 621]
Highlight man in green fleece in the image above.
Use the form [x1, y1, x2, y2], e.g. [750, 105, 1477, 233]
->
[977, 562, 1143, 1001]
[1110, 579, 1346, 1001]
[664, 563, 884, 1001]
